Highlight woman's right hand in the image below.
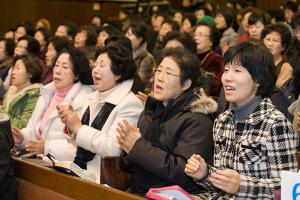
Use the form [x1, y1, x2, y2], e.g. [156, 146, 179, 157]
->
[184, 154, 208, 180]
[12, 127, 24, 145]
[136, 91, 151, 104]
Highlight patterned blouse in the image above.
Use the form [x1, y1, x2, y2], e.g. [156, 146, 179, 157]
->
[196, 98, 297, 199]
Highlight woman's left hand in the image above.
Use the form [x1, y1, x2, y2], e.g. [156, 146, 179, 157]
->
[57, 105, 82, 134]
[209, 169, 241, 194]
[25, 135, 45, 155]
[116, 120, 141, 153]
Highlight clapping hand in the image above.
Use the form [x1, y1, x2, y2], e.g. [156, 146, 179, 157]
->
[57, 104, 82, 134]
[116, 120, 141, 153]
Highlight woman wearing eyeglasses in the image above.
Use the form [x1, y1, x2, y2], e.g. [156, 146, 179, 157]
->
[116, 47, 217, 195]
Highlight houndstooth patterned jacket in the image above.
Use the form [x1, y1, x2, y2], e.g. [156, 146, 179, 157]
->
[196, 98, 298, 199]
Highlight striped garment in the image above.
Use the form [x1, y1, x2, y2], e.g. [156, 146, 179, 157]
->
[195, 98, 298, 199]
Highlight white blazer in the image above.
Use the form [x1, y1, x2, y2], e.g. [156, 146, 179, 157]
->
[20, 81, 93, 161]
[76, 80, 144, 183]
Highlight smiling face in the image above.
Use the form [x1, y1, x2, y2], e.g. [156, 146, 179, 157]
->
[53, 53, 77, 89]
[11, 59, 31, 89]
[263, 31, 284, 57]
[222, 62, 258, 107]
[153, 57, 190, 101]
[92, 53, 119, 92]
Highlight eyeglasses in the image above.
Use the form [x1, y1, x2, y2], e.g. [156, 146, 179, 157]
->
[153, 67, 181, 78]
[194, 32, 210, 38]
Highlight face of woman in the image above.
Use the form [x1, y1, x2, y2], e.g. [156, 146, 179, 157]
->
[34, 31, 46, 49]
[159, 23, 172, 42]
[93, 53, 119, 92]
[125, 28, 142, 50]
[53, 53, 77, 89]
[181, 19, 193, 34]
[294, 26, 300, 43]
[45, 43, 57, 67]
[263, 31, 284, 58]
[11, 60, 31, 88]
[97, 31, 109, 48]
[248, 21, 265, 40]
[0, 41, 7, 61]
[153, 57, 190, 101]
[74, 31, 87, 49]
[194, 25, 212, 53]
[174, 12, 183, 26]
[221, 62, 258, 107]
[215, 13, 227, 29]
[14, 40, 28, 57]
[15, 26, 26, 43]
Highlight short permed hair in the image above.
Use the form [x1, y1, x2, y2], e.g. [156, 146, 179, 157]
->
[223, 40, 276, 98]
[162, 47, 200, 89]
[95, 37, 137, 84]
[55, 47, 93, 85]
[261, 23, 292, 52]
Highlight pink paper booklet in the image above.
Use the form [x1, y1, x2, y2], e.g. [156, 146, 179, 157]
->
[146, 185, 195, 200]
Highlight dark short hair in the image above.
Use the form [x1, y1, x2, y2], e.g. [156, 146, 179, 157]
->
[95, 37, 137, 84]
[183, 13, 197, 27]
[162, 47, 200, 89]
[195, 22, 221, 49]
[215, 7, 236, 27]
[48, 36, 71, 53]
[223, 40, 276, 98]
[291, 12, 300, 29]
[14, 54, 43, 83]
[77, 25, 97, 46]
[162, 31, 197, 53]
[126, 22, 149, 43]
[35, 28, 51, 43]
[59, 21, 77, 38]
[16, 22, 34, 36]
[267, 7, 285, 23]
[18, 36, 41, 57]
[99, 26, 121, 39]
[283, 1, 298, 12]
[55, 47, 93, 85]
[0, 38, 14, 56]
[161, 19, 180, 31]
[261, 23, 292, 52]
[194, 5, 213, 17]
[248, 10, 271, 26]
[103, 18, 122, 31]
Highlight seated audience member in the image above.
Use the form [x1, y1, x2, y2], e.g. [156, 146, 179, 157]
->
[35, 18, 51, 32]
[0, 38, 14, 81]
[91, 13, 106, 28]
[14, 22, 34, 44]
[236, 7, 256, 44]
[286, 12, 300, 70]
[57, 38, 144, 183]
[4, 28, 15, 40]
[74, 25, 97, 59]
[0, 54, 43, 128]
[34, 28, 51, 60]
[0, 114, 16, 200]
[181, 13, 197, 34]
[262, 23, 292, 89]
[14, 36, 40, 57]
[163, 31, 197, 52]
[194, 22, 224, 96]
[117, 48, 217, 195]
[214, 8, 238, 54]
[194, 5, 213, 20]
[248, 10, 270, 40]
[185, 41, 297, 199]
[125, 22, 156, 93]
[173, 10, 185, 26]
[283, 1, 298, 25]
[55, 20, 77, 42]
[42, 36, 71, 85]
[96, 26, 121, 49]
[12, 47, 93, 161]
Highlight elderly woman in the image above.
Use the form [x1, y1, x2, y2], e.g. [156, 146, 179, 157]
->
[12, 47, 93, 161]
[57, 38, 144, 183]
[185, 41, 297, 199]
[0, 54, 43, 129]
[116, 47, 217, 194]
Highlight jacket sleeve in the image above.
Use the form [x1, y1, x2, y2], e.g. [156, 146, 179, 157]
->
[44, 137, 76, 161]
[76, 97, 143, 157]
[236, 117, 297, 199]
[11, 91, 40, 129]
[126, 114, 214, 184]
